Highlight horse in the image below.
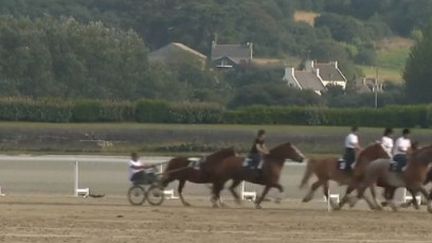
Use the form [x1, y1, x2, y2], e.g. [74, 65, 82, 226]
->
[350, 145, 432, 213]
[210, 142, 305, 209]
[300, 143, 390, 209]
[161, 147, 236, 207]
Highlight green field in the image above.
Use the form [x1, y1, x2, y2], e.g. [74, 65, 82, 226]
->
[360, 38, 412, 84]
[0, 122, 430, 156]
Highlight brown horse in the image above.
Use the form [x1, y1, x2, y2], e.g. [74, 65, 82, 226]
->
[300, 143, 390, 209]
[211, 142, 305, 209]
[340, 142, 418, 210]
[161, 147, 236, 206]
[350, 145, 432, 212]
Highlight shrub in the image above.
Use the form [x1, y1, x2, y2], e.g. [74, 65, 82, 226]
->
[135, 99, 170, 123]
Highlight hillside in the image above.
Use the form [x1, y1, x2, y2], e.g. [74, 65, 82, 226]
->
[0, 0, 429, 107]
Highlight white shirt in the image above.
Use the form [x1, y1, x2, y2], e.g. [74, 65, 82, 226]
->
[381, 136, 394, 155]
[128, 159, 144, 179]
[393, 137, 411, 156]
[345, 133, 359, 149]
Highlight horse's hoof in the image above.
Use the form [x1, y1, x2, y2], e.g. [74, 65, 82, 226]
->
[381, 201, 389, 207]
[182, 203, 191, 207]
[255, 204, 262, 209]
[274, 198, 282, 204]
[374, 206, 383, 211]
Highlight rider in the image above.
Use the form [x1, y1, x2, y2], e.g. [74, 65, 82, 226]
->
[248, 129, 269, 169]
[392, 128, 412, 172]
[380, 128, 394, 157]
[128, 152, 157, 184]
[342, 126, 361, 172]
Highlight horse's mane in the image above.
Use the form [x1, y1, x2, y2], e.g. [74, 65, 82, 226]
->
[269, 142, 292, 155]
[359, 142, 384, 154]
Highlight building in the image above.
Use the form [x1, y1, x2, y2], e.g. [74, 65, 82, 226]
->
[305, 60, 347, 89]
[210, 41, 253, 69]
[283, 60, 348, 95]
[283, 67, 326, 95]
[148, 42, 207, 68]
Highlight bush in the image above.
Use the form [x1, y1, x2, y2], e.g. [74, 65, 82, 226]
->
[0, 97, 71, 122]
[169, 102, 224, 124]
[135, 100, 170, 123]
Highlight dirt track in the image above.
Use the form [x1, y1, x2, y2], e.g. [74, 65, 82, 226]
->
[0, 196, 432, 243]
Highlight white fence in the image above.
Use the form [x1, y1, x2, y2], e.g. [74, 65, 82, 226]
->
[0, 155, 417, 207]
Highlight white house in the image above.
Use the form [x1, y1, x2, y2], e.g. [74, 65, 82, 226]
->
[305, 60, 347, 89]
[283, 67, 326, 95]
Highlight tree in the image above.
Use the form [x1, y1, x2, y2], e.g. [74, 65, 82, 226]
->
[404, 24, 432, 103]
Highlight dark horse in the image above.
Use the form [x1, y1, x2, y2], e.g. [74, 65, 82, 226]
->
[211, 142, 305, 209]
[300, 143, 390, 209]
[161, 147, 236, 207]
[350, 145, 432, 213]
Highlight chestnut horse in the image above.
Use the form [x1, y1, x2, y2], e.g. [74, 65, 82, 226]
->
[161, 147, 236, 206]
[300, 143, 390, 209]
[350, 145, 432, 213]
[211, 142, 305, 209]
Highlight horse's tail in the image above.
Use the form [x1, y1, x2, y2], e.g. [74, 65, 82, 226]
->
[299, 159, 314, 189]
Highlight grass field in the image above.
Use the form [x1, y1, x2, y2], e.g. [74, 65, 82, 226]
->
[360, 37, 414, 84]
[0, 122, 431, 156]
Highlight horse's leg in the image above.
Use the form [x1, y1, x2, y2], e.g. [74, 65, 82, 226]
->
[322, 181, 329, 201]
[272, 183, 284, 204]
[177, 180, 191, 207]
[302, 180, 322, 203]
[211, 182, 223, 208]
[401, 188, 418, 209]
[229, 180, 242, 205]
[415, 186, 432, 213]
[369, 185, 382, 210]
[255, 186, 271, 209]
[338, 185, 356, 209]
[383, 187, 398, 212]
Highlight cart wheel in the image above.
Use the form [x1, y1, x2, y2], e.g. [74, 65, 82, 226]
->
[128, 185, 146, 206]
[146, 184, 165, 206]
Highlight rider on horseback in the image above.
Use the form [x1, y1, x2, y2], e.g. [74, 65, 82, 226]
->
[128, 152, 157, 184]
[342, 126, 361, 172]
[392, 128, 412, 172]
[380, 128, 394, 157]
[248, 129, 269, 169]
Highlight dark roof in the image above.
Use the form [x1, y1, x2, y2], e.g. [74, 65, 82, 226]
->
[294, 71, 326, 91]
[315, 63, 346, 81]
[149, 42, 207, 62]
[211, 44, 251, 64]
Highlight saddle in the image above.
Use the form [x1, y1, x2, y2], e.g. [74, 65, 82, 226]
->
[243, 157, 263, 170]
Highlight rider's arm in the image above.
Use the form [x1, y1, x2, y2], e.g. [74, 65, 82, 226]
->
[256, 144, 269, 155]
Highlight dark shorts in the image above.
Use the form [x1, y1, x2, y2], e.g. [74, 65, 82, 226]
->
[131, 171, 157, 185]
[343, 148, 356, 171]
[248, 153, 261, 168]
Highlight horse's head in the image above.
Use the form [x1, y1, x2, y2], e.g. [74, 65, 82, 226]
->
[409, 145, 432, 166]
[269, 142, 305, 163]
[205, 147, 236, 164]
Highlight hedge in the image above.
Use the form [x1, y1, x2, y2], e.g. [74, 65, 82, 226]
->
[0, 98, 431, 127]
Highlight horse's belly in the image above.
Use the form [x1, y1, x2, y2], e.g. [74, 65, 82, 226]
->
[385, 172, 405, 187]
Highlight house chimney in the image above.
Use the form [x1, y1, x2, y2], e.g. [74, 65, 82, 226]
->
[247, 42, 253, 60]
[333, 61, 338, 68]
[315, 68, 320, 78]
[305, 60, 314, 72]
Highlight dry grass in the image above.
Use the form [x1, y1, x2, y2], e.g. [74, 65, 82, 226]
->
[294, 11, 320, 26]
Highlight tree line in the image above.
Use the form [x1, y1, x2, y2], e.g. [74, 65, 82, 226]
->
[0, 1, 431, 106]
